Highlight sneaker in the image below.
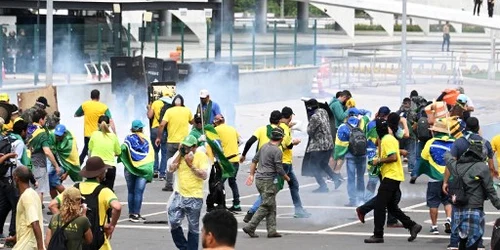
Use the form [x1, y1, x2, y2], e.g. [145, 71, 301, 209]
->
[129, 214, 141, 223]
[364, 235, 384, 243]
[356, 208, 365, 223]
[444, 222, 451, 234]
[408, 223, 422, 242]
[153, 172, 159, 178]
[228, 205, 242, 212]
[446, 246, 458, 250]
[138, 215, 147, 221]
[267, 232, 282, 238]
[312, 187, 329, 193]
[409, 176, 417, 184]
[294, 210, 311, 218]
[243, 212, 254, 223]
[162, 186, 173, 192]
[430, 226, 439, 235]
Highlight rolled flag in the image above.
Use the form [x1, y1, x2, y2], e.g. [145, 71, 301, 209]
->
[118, 133, 154, 182]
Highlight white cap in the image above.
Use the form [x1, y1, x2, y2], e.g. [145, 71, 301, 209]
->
[199, 89, 209, 98]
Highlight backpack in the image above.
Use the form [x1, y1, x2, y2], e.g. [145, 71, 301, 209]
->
[492, 218, 500, 250]
[0, 135, 15, 177]
[347, 123, 367, 156]
[448, 162, 477, 207]
[460, 135, 487, 162]
[157, 100, 172, 122]
[47, 215, 77, 250]
[416, 117, 431, 142]
[75, 183, 106, 250]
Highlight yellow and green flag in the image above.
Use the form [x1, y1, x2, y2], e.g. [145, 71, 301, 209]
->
[51, 131, 82, 182]
[118, 133, 154, 182]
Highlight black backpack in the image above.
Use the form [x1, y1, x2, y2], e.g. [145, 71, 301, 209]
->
[47, 215, 77, 250]
[448, 162, 477, 207]
[492, 218, 500, 250]
[0, 135, 15, 177]
[157, 100, 172, 123]
[347, 123, 367, 156]
[75, 183, 106, 250]
[416, 117, 431, 142]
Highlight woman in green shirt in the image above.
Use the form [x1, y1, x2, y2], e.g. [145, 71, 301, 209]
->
[46, 187, 93, 250]
[88, 115, 121, 191]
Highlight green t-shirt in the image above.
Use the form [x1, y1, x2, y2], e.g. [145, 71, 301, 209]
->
[48, 215, 91, 250]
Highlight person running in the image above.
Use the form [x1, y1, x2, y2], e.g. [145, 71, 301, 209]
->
[201, 209, 237, 250]
[118, 120, 154, 223]
[197, 89, 222, 125]
[416, 118, 454, 235]
[167, 135, 209, 250]
[242, 127, 290, 238]
[156, 94, 193, 192]
[45, 187, 93, 249]
[364, 119, 422, 244]
[214, 115, 242, 212]
[88, 115, 120, 191]
[74, 89, 115, 165]
[10, 166, 44, 250]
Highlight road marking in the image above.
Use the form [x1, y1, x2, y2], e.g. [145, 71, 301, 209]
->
[317, 202, 426, 232]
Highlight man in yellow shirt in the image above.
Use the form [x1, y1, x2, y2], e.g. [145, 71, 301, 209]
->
[49, 156, 122, 250]
[10, 166, 44, 250]
[156, 94, 193, 191]
[74, 89, 115, 164]
[491, 134, 500, 173]
[147, 92, 172, 180]
[167, 135, 209, 250]
[364, 119, 422, 244]
[214, 115, 242, 212]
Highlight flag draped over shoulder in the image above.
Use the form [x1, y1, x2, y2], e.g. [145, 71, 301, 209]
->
[118, 133, 154, 182]
[191, 125, 235, 178]
[51, 131, 82, 182]
[9, 133, 32, 169]
[417, 135, 455, 181]
[28, 124, 49, 153]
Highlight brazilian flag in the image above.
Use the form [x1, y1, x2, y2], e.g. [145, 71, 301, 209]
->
[118, 133, 154, 182]
[50, 130, 82, 182]
[190, 125, 235, 178]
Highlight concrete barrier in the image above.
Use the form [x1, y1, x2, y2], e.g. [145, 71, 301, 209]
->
[238, 66, 318, 104]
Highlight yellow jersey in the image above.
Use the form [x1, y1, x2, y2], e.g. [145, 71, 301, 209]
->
[75, 100, 112, 137]
[380, 134, 404, 182]
[163, 106, 193, 143]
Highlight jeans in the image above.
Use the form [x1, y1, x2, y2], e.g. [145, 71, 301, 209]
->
[124, 168, 147, 215]
[168, 193, 202, 250]
[374, 178, 416, 237]
[150, 127, 167, 177]
[412, 140, 427, 178]
[249, 164, 304, 214]
[442, 34, 451, 52]
[164, 143, 179, 189]
[345, 153, 366, 204]
[79, 137, 90, 165]
[311, 150, 338, 189]
[449, 206, 484, 248]
[401, 138, 416, 174]
[0, 180, 18, 236]
[222, 162, 240, 206]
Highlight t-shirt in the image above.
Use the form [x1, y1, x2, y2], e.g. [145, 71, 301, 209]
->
[150, 99, 165, 129]
[14, 188, 44, 250]
[75, 100, 112, 138]
[450, 133, 493, 160]
[88, 131, 120, 167]
[214, 123, 240, 163]
[162, 106, 193, 143]
[56, 180, 118, 250]
[253, 124, 290, 152]
[492, 134, 500, 165]
[48, 215, 91, 250]
[280, 123, 293, 164]
[380, 134, 405, 182]
[252, 142, 286, 180]
[177, 151, 210, 198]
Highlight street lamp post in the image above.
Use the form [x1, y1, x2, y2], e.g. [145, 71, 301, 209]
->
[400, 0, 407, 102]
[46, 0, 54, 85]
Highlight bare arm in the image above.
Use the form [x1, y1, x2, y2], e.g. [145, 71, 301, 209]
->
[84, 228, 93, 245]
[45, 227, 52, 249]
[109, 119, 117, 134]
[43, 147, 61, 174]
[156, 120, 167, 146]
[168, 151, 181, 173]
[104, 200, 122, 240]
[186, 156, 207, 180]
[147, 105, 154, 119]
[399, 117, 410, 138]
[48, 199, 60, 214]
[31, 221, 44, 250]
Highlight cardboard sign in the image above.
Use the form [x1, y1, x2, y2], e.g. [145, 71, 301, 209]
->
[17, 85, 59, 114]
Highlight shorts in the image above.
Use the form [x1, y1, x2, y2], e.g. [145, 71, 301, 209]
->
[49, 166, 66, 188]
[426, 181, 450, 208]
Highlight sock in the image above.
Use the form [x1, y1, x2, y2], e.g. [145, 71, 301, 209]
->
[432, 225, 438, 229]
[446, 217, 452, 223]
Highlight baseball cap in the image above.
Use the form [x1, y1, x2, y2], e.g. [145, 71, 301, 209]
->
[270, 110, 282, 122]
[131, 120, 145, 131]
[457, 94, 468, 104]
[36, 96, 50, 107]
[377, 106, 391, 116]
[181, 135, 198, 147]
[281, 107, 294, 119]
[54, 124, 67, 136]
[199, 89, 209, 98]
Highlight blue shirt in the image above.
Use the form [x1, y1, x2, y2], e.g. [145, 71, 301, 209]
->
[450, 132, 493, 160]
[201, 101, 222, 124]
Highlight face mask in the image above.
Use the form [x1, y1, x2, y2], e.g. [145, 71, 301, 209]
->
[395, 127, 405, 139]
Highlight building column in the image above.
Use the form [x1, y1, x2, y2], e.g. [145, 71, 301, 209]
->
[161, 10, 172, 37]
[297, 1, 309, 33]
[255, 0, 267, 33]
[223, 0, 234, 32]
